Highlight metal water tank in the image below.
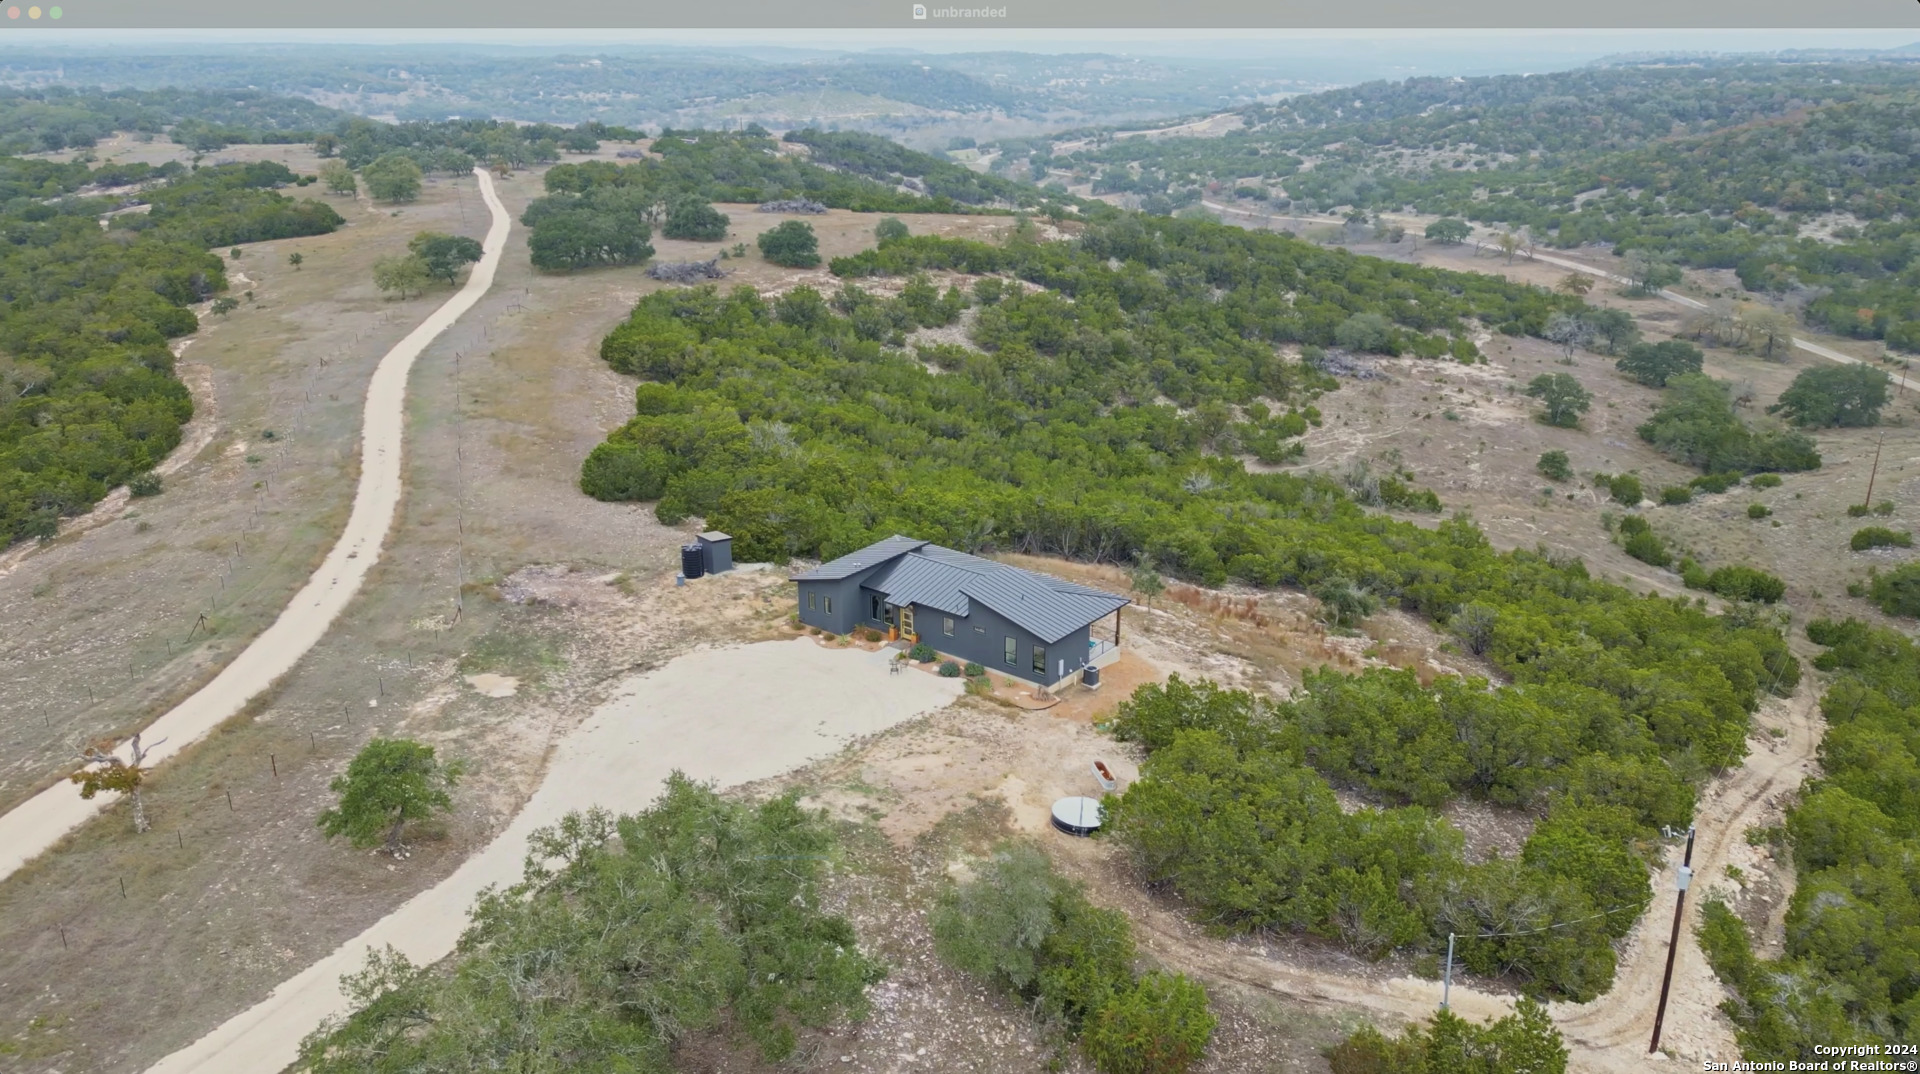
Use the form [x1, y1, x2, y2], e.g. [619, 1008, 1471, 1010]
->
[680, 544, 706, 579]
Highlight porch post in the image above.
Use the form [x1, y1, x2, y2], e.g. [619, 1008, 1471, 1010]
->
[1114, 607, 1122, 646]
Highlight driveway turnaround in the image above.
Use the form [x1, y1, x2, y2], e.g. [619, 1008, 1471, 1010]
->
[0, 169, 512, 884]
[146, 639, 963, 1074]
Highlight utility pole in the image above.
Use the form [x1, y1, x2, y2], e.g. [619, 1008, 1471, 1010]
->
[1649, 826, 1697, 1055]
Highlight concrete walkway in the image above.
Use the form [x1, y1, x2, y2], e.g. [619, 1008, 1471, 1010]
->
[0, 169, 512, 883]
[146, 639, 963, 1074]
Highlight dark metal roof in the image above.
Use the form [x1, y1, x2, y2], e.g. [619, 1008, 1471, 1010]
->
[790, 535, 929, 581]
[796, 535, 1130, 643]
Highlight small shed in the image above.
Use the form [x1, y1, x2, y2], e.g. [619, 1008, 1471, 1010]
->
[697, 532, 733, 574]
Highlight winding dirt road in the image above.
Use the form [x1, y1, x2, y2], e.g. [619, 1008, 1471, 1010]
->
[0, 169, 511, 883]
[1202, 196, 1920, 395]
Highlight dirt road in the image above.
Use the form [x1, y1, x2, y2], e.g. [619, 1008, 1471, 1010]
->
[0, 169, 511, 883]
[1517, 246, 1920, 394]
[1203, 198, 1920, 396]
[145, 640, 964, 1074]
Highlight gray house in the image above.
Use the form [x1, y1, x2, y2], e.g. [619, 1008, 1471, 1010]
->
[792, 536, 1130, 690]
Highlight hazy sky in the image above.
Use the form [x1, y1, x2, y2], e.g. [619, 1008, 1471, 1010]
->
[16, 28, 1913, 57]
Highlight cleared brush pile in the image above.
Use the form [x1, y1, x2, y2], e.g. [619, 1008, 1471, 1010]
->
[645, 259, 726, 284]
[758, 198, 828, 214]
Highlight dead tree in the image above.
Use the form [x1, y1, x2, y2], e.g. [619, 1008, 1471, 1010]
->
[71, 732, 165, 834]
[645, 259, 727, 284]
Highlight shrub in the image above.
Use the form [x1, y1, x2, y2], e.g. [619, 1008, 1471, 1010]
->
[1850, 527, 1913, 552]
[1623, 529, 1671, 568]
[1326, 999, 1566, 1074]
[1847, 503, 1872, 518]
[1747, 503, 1771, 519]
[1699, 565, 1787, 603]
[1536, 450, 1572, 482]
[874, 217, 910, 244]
[662, 196, 730, 242]
[1749, 473, 1782, 489]
[128, 471, 163, 497]
[1608, 473, 1643, 506]
[963, 661, 986, 677]
[938, 659, 962, 677]
[1082, 972, 1216, 1074]
[1659, 485, 1692, 505]
[910, 641, 936, 662]
[758, 220, 820, 268]
[1868, 563, 1920, 617]
[1690, 471, 1742, 494]
[1875, 500, 1896, 517]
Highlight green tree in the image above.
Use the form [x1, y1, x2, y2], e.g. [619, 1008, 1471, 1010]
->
[288, 251, 304, 270]
[407, 231, 484, 284]
[1536, 450, 1572, 481]
[362, 153, 423, 203]
[371, 254, 431, 298]
[300, 781, 881, 1071]
[1616, 339, 1704, 387]
[758, 219, 821, 267]
[1425, 217, 1471, 245]
[1335, 312, 1395, 354]
[528, 208, 654, 271]
[1525, 372, 1592, 428]
[875, 216, 910, 245]
[1623, 248, 1682, 295]
[1868, 562, 1920, 617]
[317, 738, 465, 852]
[210, 296, 239, 317]
[1584, 307, 1641, 355]
[662, 196, 730, 241]
[1768, 364, 1892, 428]
[319, 158, 356, 196]
[1082, 972, 1216, 1074]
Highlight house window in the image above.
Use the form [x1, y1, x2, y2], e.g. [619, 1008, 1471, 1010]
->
[1004, 636, 1017, 666]
[807, 591, 816, 611]
[1032, 644, 1047, 675]
[871, 594, 883, 622]
[943, 617, 954, 635]
[823, 595, 832, 614]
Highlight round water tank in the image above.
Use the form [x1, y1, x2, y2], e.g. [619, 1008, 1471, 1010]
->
[680, 544, 706, 579]
[1050, 796, 1103, 837]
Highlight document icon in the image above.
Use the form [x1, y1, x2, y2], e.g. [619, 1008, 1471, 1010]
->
[912, 4, 927, 17]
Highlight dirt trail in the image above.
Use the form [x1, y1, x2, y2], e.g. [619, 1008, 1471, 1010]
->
[1552, 680, 1822, 1063]
[1121, 678, 1823, 1070]
[0, 169, 511, 883]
